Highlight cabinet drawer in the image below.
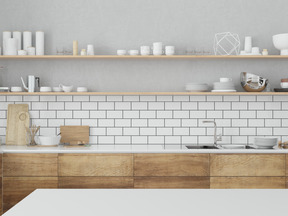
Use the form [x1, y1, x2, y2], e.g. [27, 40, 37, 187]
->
[59, 177, 134, 188]
[286, 155, 288, 176]
[134, 154, 209, 177]
[211, 177, 286, 189]
[134, 177, 209, 189]
[3, 154, 58, 177]
[210, 154, 285, 177]
[59, 154, 133, 176]
[3, 177, 58, 212]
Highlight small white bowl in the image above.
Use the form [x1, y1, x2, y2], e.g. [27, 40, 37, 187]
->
[40, 87, 52, 92]
[254, 137, 278, 147]
[36, 136, 61, 146]
[11, 87, 23, 92]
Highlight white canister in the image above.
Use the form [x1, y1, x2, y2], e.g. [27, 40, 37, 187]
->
[13, 31, 22, 51]
[36, 31, 44, 55]
[165, 46, 175, 55]
[6, 38, 18, 55]
[152, 42, 163, 55]
[244, 36, 252, 54]
[27, 47, 36, 55]
[18, 50, 27, 56]
[140, 46, 151, 55]
[23, 31, 32, 51]
[3, 31, 11, 55]
[87, 44, 94, 55]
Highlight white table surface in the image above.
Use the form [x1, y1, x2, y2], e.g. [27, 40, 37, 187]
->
[3, 189, 288, 216]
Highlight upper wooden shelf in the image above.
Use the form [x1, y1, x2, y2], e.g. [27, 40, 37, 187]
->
[0, 55, 287, 59]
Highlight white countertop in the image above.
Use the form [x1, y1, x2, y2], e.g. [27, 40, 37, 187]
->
[3, 189, 288, 216]
[0, 144, 288, 153]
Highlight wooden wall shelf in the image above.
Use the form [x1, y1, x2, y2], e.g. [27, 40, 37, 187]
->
[0, 55, 287, 59]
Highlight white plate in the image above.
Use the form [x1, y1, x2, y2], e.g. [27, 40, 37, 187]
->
[211, 90, 237, 92]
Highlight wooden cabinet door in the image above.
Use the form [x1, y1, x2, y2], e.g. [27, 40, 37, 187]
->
[3, 154, 58, 177]
[0, 154, 2, 214]
[134, 154, 209, 177]
[59, 154, 133, 177]
[210, 154, 285, 177]
[3, 177, 58, 212]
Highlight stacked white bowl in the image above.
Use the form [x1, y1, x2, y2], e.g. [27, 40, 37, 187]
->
[212, 78, 236, 92]
[254, 137, 278, 149]
[185, 83, 209, 92]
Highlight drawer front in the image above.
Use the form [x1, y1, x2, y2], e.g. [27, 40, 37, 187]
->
[3, 154, 58, 177]
[134, 154, 209, 177]
[286, 154, 288, 176]
[3, 177, 58, 212]
[134, 177, 209, 189]
[210, 154, 285, 177]
[59, 177, 134, 188]
[59, 154, 133, 176]
[210, 177, 286, 189]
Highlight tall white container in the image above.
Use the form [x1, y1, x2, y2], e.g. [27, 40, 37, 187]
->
[36, 31, 44, 55]
[6, 38, 18, 55]
[3, 31, 12, 55]
[244, 36, 252, 54]
[23, 31, 32, 51]
[13, 31, 22, 50]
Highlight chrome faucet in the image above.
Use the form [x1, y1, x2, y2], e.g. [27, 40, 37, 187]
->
[202, 120, 222, 147]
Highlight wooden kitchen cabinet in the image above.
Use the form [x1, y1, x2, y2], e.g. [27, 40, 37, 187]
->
[59, 154, 133, 176]
[134, 154, 209, 177]
[0, 154, 2, 215]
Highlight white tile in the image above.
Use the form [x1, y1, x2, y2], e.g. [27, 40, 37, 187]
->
[15, 102, 31, 109]
[157, 128, 173, 135]
[115, 102, 130, 110]
[182, 119, 197, 127]
[148, 119, 165, 127]
[274, 111, 288, 118]
[98, 119, 114, 127]
[257, 96, 273, 101]
[173, 128, 189, 135]
[282, 119, 288, 127]
[98, 102, 114, 110]
[157, 96, 172, 101]
[0, 128, 6, 136]
[40, 128, 56, 136]
[198, 119, 214, 127]
[132, 119, 147, 127]
[165, 119, 180, 127]
[107, 96, 122, 101]
[148, 102, 165, 110]
[107, 128, 123, 135]
[31, 119, 47, 127]
[173, 96, 189, 101]
[218, 136, 231, 144]
[123, 128, 139, 135]
[57, 111, 72, 119]
[207, 96, 222, 101]
[215, 102, 231, 110]
[140, 111, 156, 119]
[123, 96, 139, 101]
[98, 136, 114, 144]
[90, 96, 106, 101]
[207, 127, 222, 136]
[198, 102, 214, 110]
[216, 119, 231, 127]
[48, 102, 64, 110]
[32, 102, 47, 110]
[90, 128, 106, 136]
[40, 111, 56, 118]
[82, 102, 97, 110]
[89, 136, 98, 144]
[224, 128, 239, 136]
[223, 96, 239, 101]
[190, 96, 206, 101]
[273, 96, 288, 101]
[73, 96, 89, 101]
[65, 102, 81, 110]
[257, 128, 272, 136]
[165, 136, 181, 144]
[248, 119, 265, 127]
[57, 96, 73, 101]
[156, 111, 172, 119]
[107, 111, 122, 118]
[0, 111, 6, 118]
[0, 96, 6, 101]
[231, 136, 247, 144]
[265, 102, 281, 110]
[123, 111, 139, 118]
[165, 102, 181, 110]
[132, 102, 147, 110]
[29, 111, 39, 119]
[132, 136, 147, 144]
[182, 102, 197, 110]
[173, 111, 189, 118]
[198, 136, 213, 144]
[65, 119, 81, 125]
[240, 111, 256, 119]
[223, 111, 239, 119]
[273, 128, 288, 136]
[7, 96, 22, 102]
[240, 128, 256, 136]
[232, 119, 247, 127]
[115, 136, 130, 144]
[0, 102, 14, 110]
[115, 119, 131, 127]
[148, 136, 164, 144]
[182, 136, 197, 144]
[140, 128, 156, 135]
[73, 111, 89, 118]
[140, 96, 156, 101]
[207, 111, 222, 118]
[90, 111, 106, 119]
[248, 102, 264, 110]
[266, 119, 281, 127]
[282, 102, 288, 110]
[257, 111, 272, 119]
[190, 111, 206, 118]
[240, 96, 256, 101]
[40, 96, 56, 101]
[82, 119, 97, 127]
[231, 102, 247, 110]
[0, 119, 7, 127]
[48, 119, 64, 127]
[23, 96, 39, 101]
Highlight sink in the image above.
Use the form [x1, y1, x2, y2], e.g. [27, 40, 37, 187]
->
[186, 145, 256, 150]
[186, 145, 219, 149]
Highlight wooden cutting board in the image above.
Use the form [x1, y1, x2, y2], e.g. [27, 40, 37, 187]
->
[6, 104, 30, 145]
[60, 126, 89, 144]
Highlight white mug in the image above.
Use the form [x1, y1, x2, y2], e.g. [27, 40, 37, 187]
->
[77, 87, 88, 92]
[129, 50, 139, 55]
[117, 50, 127, 55]
[220, 78, 232, 82]
[59, 84, 73, 92]
[140, 46, 150, 55]
[87, 44, 94, 55]
[152, 42, 164, 55]
[165, 46, 175, 55]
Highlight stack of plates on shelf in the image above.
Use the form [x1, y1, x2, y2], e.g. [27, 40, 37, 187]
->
[212, 79, 236, 92]
[254, 137, 278, 149]
[185, 83, 209, 92]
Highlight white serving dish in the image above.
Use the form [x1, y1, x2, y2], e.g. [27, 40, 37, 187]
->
[185, 83, 209, 92]
[254, 137, 278, 147]
[273, 33, 288, 55]
[36, 136, 61, 146]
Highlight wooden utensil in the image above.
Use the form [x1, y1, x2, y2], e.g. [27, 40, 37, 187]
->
[60, 126, 89, 145]
[6, 104, 30, 145]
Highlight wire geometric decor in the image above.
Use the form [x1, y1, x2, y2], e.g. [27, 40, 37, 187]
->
[214, 32, 240, 55]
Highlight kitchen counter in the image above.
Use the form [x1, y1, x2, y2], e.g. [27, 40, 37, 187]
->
[0, 144, 287, 153]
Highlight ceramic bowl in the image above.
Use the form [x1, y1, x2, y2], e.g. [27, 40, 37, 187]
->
[36, 136, 61, 145]
[273, 33, 288, 55]
[254, 137, 278, 148]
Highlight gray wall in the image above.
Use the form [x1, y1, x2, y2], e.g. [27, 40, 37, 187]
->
[0, 0, 287, 91]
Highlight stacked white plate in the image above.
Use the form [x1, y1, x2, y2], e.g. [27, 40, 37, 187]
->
[212, 81, 236, 92]
[254, 137, 278, 149]
[185, 83, 209, 92]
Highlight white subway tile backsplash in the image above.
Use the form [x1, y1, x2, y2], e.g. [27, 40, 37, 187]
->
[132, 102, 147, 110]
[73, 96, 89, 101]
[257, 111, 272, 119]
[132, 119, 148, 127]
[232, 136, 247, 144]
[73, 111, 89, 118]
[157, 96, 173, 101]
[240, 96, 256, 101]
[40, 96, 56, 102]
[40, 111, 56, 119]
[182, 119, 197, 127]
[65, 102, 81, 110]
[157, 128, 173, 135]
[7, 96, 22, 102]
[0, 111, 6, 118]
[257, 128, 272, 136]
[132, 136, 147, 144]
[273, 96, 288, 101]
[248, 119, 265, 127]
[115, 136, 130, 144]
[31, 119, 47, 127]
[215, 102, 231, 110]
[90, 111, 106, 119]
[165, 102, 181, 110]
[223, 96, 239, 101]
[173, 96, 189, 101]
[0, 119, 7, 127]
[90, 128, 106, 136]
[149, 119, 165, 127]
[57, 111, 72, 119]
[140, 128, 156, 136]
[123, 96, 139, 101]
[265, 102, 281, 110]
[190, 128, 206, 135]
[24, 96, 39, 101]
[48, 102, 64, 110]
[206, 111, 222, 119]
[248, 102, 264, 110]
[82, 102, 97, 110]
[98, 119, 114, 127]
[232, 102, 247, 110]
[240, 128, 256, 136]
[39, 128, 56, 136]
[115, 102, 130, 110]
[182, 136, 197, 144]
[165, 119, 181, 127]
[115, 119, 131, 127]
[107, 96, 122, 101]
[48, 119, 64, 127]
[182, 102, 197, 110]
[206, 96, 222, 101]
[98, 136, 114, 144]
[216, 119, 231, 127]
[98, 102, 114, 110]
[148, 136, 164, 144]
[190, 96, 206, 101]
[123, 111, 139, 118]
[107, 128, 123, 136]
[240, 110, 256, 119]
[90, 96, 106, 101]
[107, 111, 122, 119]
[82, 119, 97, 127]
[173, 111, 189, 119]
[57, 96, 73, 102]
[32, 102, 47, 110]
[0, 102, 12, 110]
[223, 111, 239, 119]
[123, 128, 139, 135]
[190, 110, 206, 119]
[173, 128, 189, 135]
[266, 119, 281, 127]
[273, 128, 288, 136]
[274, 111, 288, 118]
[198, 102, 214, 110]
[198, 136, 213, 144]
[232, 119, 247, 127]
[149, 102, 165, 110]
[65, 119, 81, 125]
[156, 111, 172, 119]
[140, 96, 156, 101]
[257, 96, 273, 101]
[224, 128, 239, 136]
[165, 136, 181, 144]
[0, 96, 6, 101]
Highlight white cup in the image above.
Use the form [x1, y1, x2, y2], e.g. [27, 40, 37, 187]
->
[11, 86, 23, 92]
[165, 46, 175, 55]
[117, 50, 127, 55]
[59, 84, 73, 92]
[152, 42, 163, 55]
[77, 87, 88, 92]
[87, 44, 94, 55]
[140, 46, 151, 55]
[27, 47, 36, 55]
[129, 50, 139, 55]
[281, 82, 288, 88]
[220, 78, 233, 82]
[251, 47, 260, 54]
[18, 50, 27, 56]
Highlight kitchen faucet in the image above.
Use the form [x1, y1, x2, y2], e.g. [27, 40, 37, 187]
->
[202, 120, 222, 147]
